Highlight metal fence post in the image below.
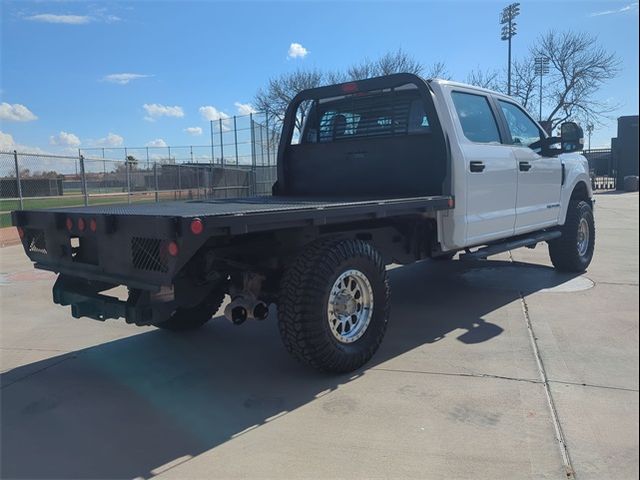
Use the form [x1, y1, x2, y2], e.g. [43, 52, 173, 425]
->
[259, 123, 265, 166]
[79, 154, 89, 206]
[234, 116, 239, 166]
[13, 150, 24, 210]
[210, 161, 214, 199]
[250, 113, 256, 196]
[177, 163, 182, 199]
[154, 162, 159, 202]
[265, 111, 271, 167]
[125, 155, 131, 204]
[219, 118, 224, 165]
[214, 120, 215, 163]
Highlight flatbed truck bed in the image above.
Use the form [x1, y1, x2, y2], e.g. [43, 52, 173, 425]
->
[29, 194, 453, 235]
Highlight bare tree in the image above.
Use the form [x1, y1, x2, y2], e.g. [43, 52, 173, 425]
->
[510, 56, 538, 112]
[254, 68, 325, 134]
[466, 67, 502, 91]
[254, 49, 446, 137]
[424, 61, 450, 80]
[347, 48, 425, 80]
[534, 30, 620, 130]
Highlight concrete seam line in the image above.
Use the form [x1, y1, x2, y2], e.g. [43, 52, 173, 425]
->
[370, 367, 543, 385]
[507, 250, 575, 479]
[0, 355, 75, 390]
[519, 292, 576, 480]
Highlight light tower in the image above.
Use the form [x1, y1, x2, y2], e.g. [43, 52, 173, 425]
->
[534, 56, 550, 121]
[500, 3, 520, 96]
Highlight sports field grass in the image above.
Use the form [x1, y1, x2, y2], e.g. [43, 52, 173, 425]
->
[0, 194, 157, 228]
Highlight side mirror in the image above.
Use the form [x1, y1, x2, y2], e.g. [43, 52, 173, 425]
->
[561, 122, 584, 153]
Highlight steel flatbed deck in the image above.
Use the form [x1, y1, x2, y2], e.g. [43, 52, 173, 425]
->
[25, 195, 453, 236]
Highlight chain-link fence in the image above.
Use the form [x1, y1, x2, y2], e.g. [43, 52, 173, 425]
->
[79, 111, 279, 167]
[1, 113, 279, 227]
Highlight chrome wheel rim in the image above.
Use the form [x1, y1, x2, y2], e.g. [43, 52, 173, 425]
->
[327, 269, 373, 343]
[577, 217, 590, 257]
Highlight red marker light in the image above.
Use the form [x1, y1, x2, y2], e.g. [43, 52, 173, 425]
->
[17, 227, 24, 240]
[66, 217, 73, 231]
[167, 241, 179, 257]
[341, 82, 358, 93]
[190, 218, 203, 235]
[77, 218, 86, 231]
[90, 218, 97, 232]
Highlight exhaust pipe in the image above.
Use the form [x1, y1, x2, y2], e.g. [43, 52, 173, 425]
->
[224, 296, 269, 324]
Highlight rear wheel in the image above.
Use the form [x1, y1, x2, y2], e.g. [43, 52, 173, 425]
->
[156, 288, 225, 332]
[278, 238, 390, 373]
[548, 200, 595, 272]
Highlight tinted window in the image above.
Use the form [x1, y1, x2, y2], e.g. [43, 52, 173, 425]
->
[303, 91, 431, 143]
[498, 100, 542, 147]
[451, 92, 501, 143]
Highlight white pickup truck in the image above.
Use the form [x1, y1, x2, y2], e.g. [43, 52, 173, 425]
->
[13, 73, 594, 373]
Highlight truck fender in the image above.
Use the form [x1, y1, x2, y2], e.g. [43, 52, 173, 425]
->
[558, 156, 593, 226]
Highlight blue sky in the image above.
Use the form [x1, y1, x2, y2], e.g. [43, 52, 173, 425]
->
[1, 0, 638, 156]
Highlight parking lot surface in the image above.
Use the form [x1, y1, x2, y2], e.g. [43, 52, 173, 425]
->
[1, 192, 638, 480]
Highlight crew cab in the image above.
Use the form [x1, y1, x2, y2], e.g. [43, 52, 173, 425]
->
[12, 73, 595, 373]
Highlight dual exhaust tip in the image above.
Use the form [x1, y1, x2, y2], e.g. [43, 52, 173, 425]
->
[224, 296, 269, 325]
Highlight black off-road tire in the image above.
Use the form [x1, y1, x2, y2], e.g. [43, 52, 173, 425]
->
[156, 289, 226, 332]
[548, 200, 595, 272]
[278, 238, 390, 373]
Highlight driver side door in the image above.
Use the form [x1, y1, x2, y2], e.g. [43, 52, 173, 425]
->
[497, 100, 562, 234]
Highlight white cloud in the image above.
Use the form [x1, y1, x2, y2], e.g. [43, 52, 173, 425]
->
[49, 131, 81, 148]
[143, 103, 184, 121]
[95, 132, 124, 147]
[288, 42, 309, 59]
[0, 131, 51, 154]
[0, 102, 38, 122]
[146, 138, 168, 148]
[199, 105, 230, 122]
[0, 131, 15, 148]
[590, 2, 638, 16]
[103, 73, 151, 85]
[26, 14, 92, 25]
[184, 127, 203, 136]
[235, 102, 257, 116]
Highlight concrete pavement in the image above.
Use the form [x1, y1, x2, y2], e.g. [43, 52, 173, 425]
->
[1, 192, 638, 479]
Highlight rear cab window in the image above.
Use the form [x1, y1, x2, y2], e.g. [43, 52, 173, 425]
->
[301, 89, 431, 144]
[451, 91, 501, 144]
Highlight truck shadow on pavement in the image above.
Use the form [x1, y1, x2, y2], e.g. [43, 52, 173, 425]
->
[1, 258, 581, 480]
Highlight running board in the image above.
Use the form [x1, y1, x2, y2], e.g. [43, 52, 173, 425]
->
[459, 231, 562, 261]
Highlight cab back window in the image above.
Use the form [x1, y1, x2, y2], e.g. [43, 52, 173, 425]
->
[303, 91, 431, 143]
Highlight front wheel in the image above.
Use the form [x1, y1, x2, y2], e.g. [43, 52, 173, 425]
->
[548, 200, 595, 272]
[278, 238, 390, 373]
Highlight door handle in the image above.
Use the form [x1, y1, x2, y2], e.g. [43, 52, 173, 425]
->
[470, 161, 485, 173]
[519, 161, 532, 172]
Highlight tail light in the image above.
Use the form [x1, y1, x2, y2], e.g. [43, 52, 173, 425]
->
[17, 227, 24, 240]
[190, 218, 203, 235]
[167, 241, 179, 257]
[77, 218, 86, 232]
[66, 217, 73, 231]
[89, 218, 97, 233]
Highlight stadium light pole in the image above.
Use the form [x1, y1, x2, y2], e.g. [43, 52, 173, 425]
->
[534, 56, 550, 121]
[500, 3, 520, 96]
